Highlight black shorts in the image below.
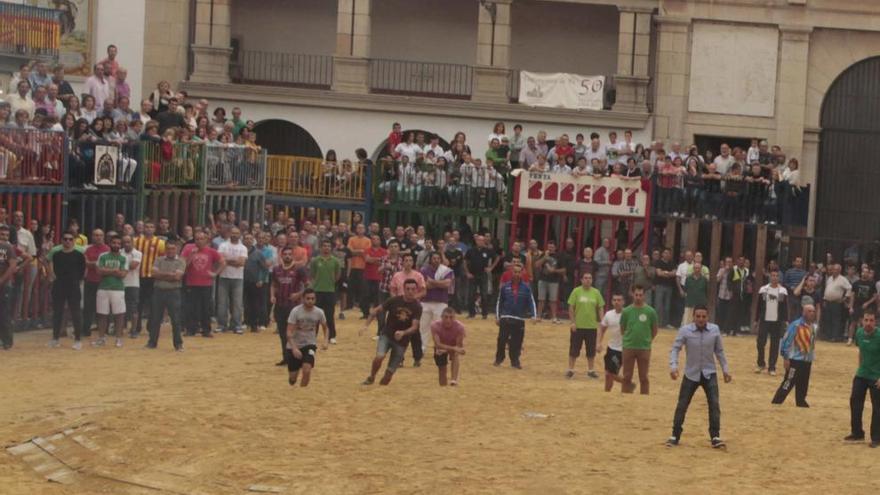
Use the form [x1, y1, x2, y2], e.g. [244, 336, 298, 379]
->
[336, 276, 348, 293]
[569, 328, 598, 358]
[284, 344, 317, 372]
[434, 351, 453, 367]
[604, 348, 622, 374]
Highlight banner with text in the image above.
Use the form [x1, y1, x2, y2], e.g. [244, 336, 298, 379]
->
[518, 71, 605, 110]
[516, 171, 649, 218]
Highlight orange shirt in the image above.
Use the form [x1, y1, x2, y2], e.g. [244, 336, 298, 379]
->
[347, 235, 371, 270]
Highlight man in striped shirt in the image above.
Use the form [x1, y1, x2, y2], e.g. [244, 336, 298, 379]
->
[135, 221, 165, 338]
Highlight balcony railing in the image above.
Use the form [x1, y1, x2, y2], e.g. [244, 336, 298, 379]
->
[0, 2, 61, 59]
[233, 50, 333, 89]
[266, 155, 366, 201]
[142, 140, 203, 188]
[368, 59, 473, 99]
[0, 128, 64, 185]
[68, 140, 140, 191]
[204, 144, 266, 189]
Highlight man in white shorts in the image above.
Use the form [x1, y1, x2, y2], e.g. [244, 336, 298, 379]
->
[599, 293, 626, 392]
[95, 235, 128, 348]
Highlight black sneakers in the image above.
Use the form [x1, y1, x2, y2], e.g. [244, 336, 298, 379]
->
[844, 434, 865, 442]
[711, 437, 726, 449]
[362, 376, 375, 385]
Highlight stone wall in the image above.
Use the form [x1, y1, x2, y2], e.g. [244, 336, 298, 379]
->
[141, 0, 190, 96]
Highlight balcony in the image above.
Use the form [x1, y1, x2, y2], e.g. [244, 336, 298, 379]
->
[232, 50, 333, 90]
[266, 155, 366, 202]
[0, 2, 61, 60]
[0, 128, 64, 186]
[368, 59, 474, 99]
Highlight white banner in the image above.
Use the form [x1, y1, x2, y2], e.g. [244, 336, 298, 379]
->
[515, 170, 648, 218]
[518, 71, 605, 110]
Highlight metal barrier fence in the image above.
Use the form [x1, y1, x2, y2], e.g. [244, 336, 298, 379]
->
[0, 2, 61, 59]
[369, 59, 474, 99]
[266, 155, 366, 201]
[235, 50, 333, 89]
[372, 159, 508, 211]
[68, 141, 140, 190]
[0, 128, 65, 185]
[141, 139, 203, 187]
[205, 145, 266, 189]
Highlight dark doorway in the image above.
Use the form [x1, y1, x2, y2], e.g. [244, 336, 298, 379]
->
[253, 119, 322, 157]
[817, 56, 880, 242]
[694, 134, 757, 158]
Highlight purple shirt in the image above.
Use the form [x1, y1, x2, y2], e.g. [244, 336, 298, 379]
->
[420, 265, 453, 303]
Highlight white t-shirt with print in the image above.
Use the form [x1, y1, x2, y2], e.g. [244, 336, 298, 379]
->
[218, 241, 248, 279]
[123, 248, 143, 288]
[601, 309, 623, 351]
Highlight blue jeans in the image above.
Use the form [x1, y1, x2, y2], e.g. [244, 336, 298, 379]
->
[654, 285, 673, 327]
[376, 333, 405, 374]
[673, 373, 720, 439]
[216, 278, 243, 331]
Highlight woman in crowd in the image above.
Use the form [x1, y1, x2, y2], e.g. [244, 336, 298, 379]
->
[149, 80, 174, 115]
[80, 95, 98, 124]
[65, 95, 82, 120]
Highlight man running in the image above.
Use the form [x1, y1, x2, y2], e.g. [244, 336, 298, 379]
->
[598, 293, 625, 391]
[494, 264, 536, 369]
[844, 312, 880, 448]
[94, 235, 128, 348]
[772, 304, 817, 407]
[667, 305, 732, 448]
[567, 272, 604, 379]
[285, 289, 329, 387]
[271, 247, 308, 365]
[361, 279, 422, 385]
[620, 285, 659, 394]
[431, 307, 466, 386]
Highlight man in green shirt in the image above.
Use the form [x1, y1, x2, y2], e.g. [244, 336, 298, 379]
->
[683, 262, 709, 325]
[309, 240, 342, 344]
[567, 272, 605, 379]
[620, 285, 659, 394]
[95, 235, 128, 348]
[845, 312, 880, 447]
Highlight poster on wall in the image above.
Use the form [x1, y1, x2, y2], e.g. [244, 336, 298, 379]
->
[94, 144, 117, 186]
[28, 0, 93, 76]
[515, 170, 648, 218]
[518, 71, 605, 110]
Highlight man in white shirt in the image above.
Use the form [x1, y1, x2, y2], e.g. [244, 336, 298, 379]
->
[424, 135, 444, 158]
[11, 211, 35, 327]
[121, 235, 143, 338]
[755, 269, 788, 375]
[713, 143, 735, 175]
[822, 263, 851, 342]
[599, 293, 626, 392]
[217, 227, 249, 334]
[618, 130, 636, 165]
[7, 80, 35, 117]
[584, 132, 606, 168]
[84, 63, 112, 112]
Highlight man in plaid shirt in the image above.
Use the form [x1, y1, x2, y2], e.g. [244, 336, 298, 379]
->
[375, 239, 403, 337]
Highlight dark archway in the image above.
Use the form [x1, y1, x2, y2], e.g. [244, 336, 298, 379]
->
[371, 129, 451, 161]
[817, 56, 880, 242]
[253, 119, 322, 157]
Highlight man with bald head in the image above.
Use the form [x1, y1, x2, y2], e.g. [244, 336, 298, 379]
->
[772, 304, 818, 407]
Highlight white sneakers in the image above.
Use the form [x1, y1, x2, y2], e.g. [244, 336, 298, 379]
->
[48, 340, 60, 348]
[72, 341, 82, 351]
[329, 338, 337, 345]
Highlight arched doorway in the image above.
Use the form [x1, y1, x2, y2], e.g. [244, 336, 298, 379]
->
[817, 56, 880, 241]
[253, 119, 322, 157]
[371, 129, 451, 161]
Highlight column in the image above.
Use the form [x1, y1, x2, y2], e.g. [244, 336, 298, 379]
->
[613, 6, 653, 113]
[652, 16, 691, 143]
[332, 0, 371, 94]
[775, 26, 812, 163]
[473, 0, 512, 104]
[190, 0, 233, 84]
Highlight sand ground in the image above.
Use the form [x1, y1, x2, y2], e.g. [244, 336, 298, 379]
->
[0, 315, 877, 495]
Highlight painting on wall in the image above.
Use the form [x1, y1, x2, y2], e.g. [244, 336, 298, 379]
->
[28, 0, 94, 76]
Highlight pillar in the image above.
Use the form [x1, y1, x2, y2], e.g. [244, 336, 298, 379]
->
[333, 0, 371, 94]
[613, 6, 653, 113]
[473, 0, 512, 104]
[775, 26, 812, 166]
[190, 0, 233, 84]
[652, 16, 691, 143]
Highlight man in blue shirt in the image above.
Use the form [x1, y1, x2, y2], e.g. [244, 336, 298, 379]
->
[667, 305, 732, 448]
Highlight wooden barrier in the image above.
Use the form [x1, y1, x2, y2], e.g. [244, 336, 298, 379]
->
[266, 155, 365, 201]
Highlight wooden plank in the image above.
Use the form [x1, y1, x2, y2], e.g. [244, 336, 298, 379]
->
[731, 223, 744, 260]
[750, 224, 768, 327]
[664, 218, 676, 252]
[685, 219, 699, 254]
[708, 220, 722, 321]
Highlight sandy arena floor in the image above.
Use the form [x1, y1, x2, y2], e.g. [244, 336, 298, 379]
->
[0, 315, 877, 494]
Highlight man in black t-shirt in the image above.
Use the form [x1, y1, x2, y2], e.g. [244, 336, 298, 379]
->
[445, 240, 465, 312]
[49, 231, 87, 349]
[361, 279, 422, 386]
[155, 97, 186, 133]
[0, 225, 19, 349]
[849, 268, 877, 345]
[464, 235, 494, 319]
[652, 248, 677, 328]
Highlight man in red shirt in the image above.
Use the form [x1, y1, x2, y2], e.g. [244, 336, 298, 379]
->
[182, 232, 225, 337]
[387, 122, 402, 157]
[500, 258, 531, 285]
[83, 229, 110, 337]
[431, 307, 466, 386]
[364, 234, 387, 312]
[271, 246, 308, 366]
